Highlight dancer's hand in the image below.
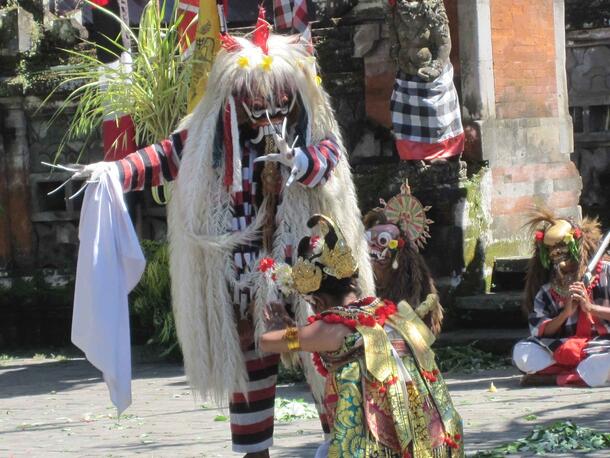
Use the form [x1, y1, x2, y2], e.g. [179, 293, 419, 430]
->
[569, 281, 592, 313]
[263, 302, 295, 331]
[253, 116, 301, 187]
[42, 161, 114, 199]
[76, 161, 114, 182]
[561, 298, 578, 317]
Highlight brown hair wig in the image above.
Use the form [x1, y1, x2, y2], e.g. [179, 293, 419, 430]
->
[522, 207, 602, 316]
[363, 209, 444, 335]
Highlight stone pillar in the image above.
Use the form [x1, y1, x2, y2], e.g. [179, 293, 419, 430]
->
[0, 123, 12, 269]
[456, 0, 581, 289]
[0, 98, 34, 269]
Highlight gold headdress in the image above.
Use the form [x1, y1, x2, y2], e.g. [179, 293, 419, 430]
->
[259, 214, 358, 295]
[381, 180, 433, 250]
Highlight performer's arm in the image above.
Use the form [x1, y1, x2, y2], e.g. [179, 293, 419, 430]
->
[114, 130, 187, 192]
[291, 137, 341, 188]
[590, 303, 610, 321]
[569, 281, 610, 321]
[254, 134, 342, 188]
[259, 321, 352, 353]
[529, 290, 575, 338]
[538, 304, 575, 337]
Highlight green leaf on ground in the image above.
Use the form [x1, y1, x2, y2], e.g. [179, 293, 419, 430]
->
[524, 414, 538, 421]
[274, 397, 318, 423]
[469, 420, 610, 456]
[434, 342, 511, 374]
[214, 415, 228, 422]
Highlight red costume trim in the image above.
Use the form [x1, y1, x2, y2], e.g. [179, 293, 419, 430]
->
[308, 299, 399, 377]
[396, 133, 464, 161]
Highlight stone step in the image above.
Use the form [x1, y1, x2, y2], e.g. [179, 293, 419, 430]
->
[491, 257, 529, 292]
[493, 256, 529, 274]
[454, 291, 522, 311]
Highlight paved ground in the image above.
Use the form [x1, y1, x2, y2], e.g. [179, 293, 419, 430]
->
[1, 354, 609, 457]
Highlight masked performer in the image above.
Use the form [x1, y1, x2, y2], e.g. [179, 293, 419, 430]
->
[363, 181, 443, 335]
[75, 13, 374, 456]
[258, 215, 463, 458]
[513, 209, 610, 387]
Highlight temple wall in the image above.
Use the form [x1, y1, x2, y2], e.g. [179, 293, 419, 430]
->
[566, 27, 610, 228]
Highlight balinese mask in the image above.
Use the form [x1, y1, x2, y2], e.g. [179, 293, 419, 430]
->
[366, 224, 401, 267]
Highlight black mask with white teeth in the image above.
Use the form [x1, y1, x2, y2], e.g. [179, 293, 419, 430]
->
[241, 94, 296, 145]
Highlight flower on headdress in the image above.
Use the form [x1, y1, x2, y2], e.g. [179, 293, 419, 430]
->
[258, 257, 275, 272]
[261, 55, 273, 72]
[563, 233, 574, 244]
[573, 228, 582, 239]
[237, 56, 249, 68]
[535, 231, 545, 243]
[315, 75, 322, 86]
[397, 238, 406, 249]
[388, 239, 399, 250]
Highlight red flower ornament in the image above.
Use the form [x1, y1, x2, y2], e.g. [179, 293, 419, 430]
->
[258, 257, 275, 272]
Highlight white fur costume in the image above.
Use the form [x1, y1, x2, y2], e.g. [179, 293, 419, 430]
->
[167, 32, 374, 405]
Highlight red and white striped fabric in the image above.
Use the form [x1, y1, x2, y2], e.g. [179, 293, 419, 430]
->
[177, 0, 199, 58]
[272, 0, 308, 33]
[292, 137, 341, 188]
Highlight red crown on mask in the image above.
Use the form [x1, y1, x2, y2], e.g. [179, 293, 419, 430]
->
[220, 6, 271, 54]
[252, 6, 271, 54]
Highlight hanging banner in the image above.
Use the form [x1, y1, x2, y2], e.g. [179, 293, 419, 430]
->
[187, 0, 223, 112]
[177, 0, 200, 58]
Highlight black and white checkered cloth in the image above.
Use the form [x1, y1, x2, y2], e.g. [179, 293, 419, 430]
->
[391, 64, 463, 144]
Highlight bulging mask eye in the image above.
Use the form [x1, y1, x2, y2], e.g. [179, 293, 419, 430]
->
[251, 98, 266, 118]
[377, 232, 392, 247]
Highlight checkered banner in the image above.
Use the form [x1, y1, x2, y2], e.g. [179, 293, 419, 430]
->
[272, 0, 308, 33]
[390, 64, 464, 160]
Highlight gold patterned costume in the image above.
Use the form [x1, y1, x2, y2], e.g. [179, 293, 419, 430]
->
[316, 299, 463, 458]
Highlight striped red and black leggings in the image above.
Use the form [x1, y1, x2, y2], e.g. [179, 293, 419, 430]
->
[229, 345, 281, 453]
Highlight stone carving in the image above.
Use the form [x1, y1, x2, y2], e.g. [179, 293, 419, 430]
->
[385, 0, 451, 82]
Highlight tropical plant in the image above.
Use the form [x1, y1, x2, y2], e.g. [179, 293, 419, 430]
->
[44, 1, 195, 357]
[130, 240, 180, 359]
[46, 0, 194, 159]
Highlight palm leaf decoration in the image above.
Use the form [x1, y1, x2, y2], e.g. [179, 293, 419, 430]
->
[46, 0, 195, 160]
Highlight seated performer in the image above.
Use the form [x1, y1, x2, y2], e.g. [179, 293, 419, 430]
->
[513, 209, 610, 387]
[363, 181, 444, 335]
[258, 215, 463, 458]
